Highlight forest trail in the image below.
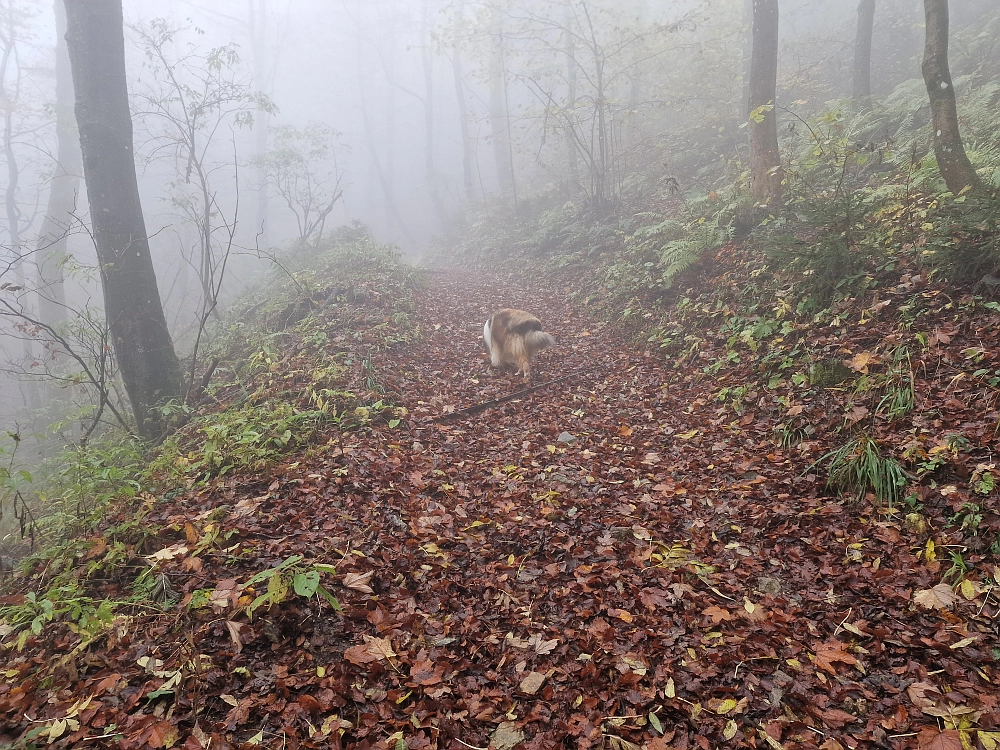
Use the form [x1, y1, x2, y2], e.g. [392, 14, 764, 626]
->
[5, 265, 995, 750]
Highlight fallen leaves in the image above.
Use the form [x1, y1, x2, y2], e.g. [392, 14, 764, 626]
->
[4, 266, 1000, 750]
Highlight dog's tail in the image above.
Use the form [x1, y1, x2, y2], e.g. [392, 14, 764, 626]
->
[524, 330, 555, 354]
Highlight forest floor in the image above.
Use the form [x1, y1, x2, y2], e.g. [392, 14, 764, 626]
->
[1, 260, 999, 750]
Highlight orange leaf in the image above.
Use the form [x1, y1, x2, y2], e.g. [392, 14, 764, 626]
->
[813, 640, 859, 675]
[702, 606, 732, 624]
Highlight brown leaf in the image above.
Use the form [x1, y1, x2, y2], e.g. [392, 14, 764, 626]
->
[702, 605, 732, 624]
[225, 621, 243, 654]
[342, 571, 374, 593]
[343, 643, 380, 665]
[518, 671, 546, 694]
[907, 681, 942, 708]
[814, 707, 859, 728]
[917, 729, 961, 750]
[408, 658, 444, 686]
[813, 640, 859, 674]
[914, 584, 957, 610]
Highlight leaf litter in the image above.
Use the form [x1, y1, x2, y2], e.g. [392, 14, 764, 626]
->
[0, 263, 998, 750]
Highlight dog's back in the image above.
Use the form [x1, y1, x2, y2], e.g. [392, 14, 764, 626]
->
[484, 309, 555, 380]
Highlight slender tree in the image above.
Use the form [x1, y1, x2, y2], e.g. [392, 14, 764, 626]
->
[741, 0, 753, 118]
[36, 0, 81, 330]
[489, 6, 515, 199]
[921, 0, 980, 194]
[748, 0, 782, 206]
[449, 0, 475, 201]
[852, 0, 876, 108]
[62, 0, 182, 440]
[562, 0, 578, 190]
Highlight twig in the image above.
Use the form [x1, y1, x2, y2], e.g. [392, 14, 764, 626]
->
[434, 368, 592, 421]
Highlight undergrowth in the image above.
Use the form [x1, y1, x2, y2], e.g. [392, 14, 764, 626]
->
[0, 230, 418, 644]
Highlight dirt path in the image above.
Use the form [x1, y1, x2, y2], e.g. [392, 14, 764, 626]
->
[207, 267, 992, 749]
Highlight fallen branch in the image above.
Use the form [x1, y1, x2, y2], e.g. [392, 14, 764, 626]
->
[434, 368, 591, 421]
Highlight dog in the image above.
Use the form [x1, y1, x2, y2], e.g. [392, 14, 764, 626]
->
[483, 309, 555, 382]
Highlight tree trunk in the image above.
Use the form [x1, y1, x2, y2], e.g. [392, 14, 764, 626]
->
[489, 7, 514, 199]
[852, 0, 876, 108]
[63, 0, 182, 440]
[741, 0, 753, 117]
[748, 0, 782, 207]
[921, 0, 980, 194]
[248, 0, 270, 246]
[563, 0, 578, 190]
[451, 1, 474, 202]
[36, 0, 81, 330]
[420, 0, 447, 224]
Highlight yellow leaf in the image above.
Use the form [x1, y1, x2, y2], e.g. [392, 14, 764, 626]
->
[723, 719, 738, 740]
[677, 429, 699, 439]
[979, 730, 1000, 750]
[925, 539, 936, 562]
[714, 698, 738, 715]
[959, 579, 978, 600]
[743, 597, 756, 615]
[317, 666, 326, 678]
[47, 719, 67, 740]
[664, 677, 675, 698]
[950, 636, 978, 650]
[547, 445, 556, 453]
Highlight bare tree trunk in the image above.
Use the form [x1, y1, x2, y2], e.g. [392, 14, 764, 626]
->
[489, 7, 514, 199]
[0, 3, 41, 412]
[36, 0, 81, 330]
[741, 0, 753, 117]
[921, 0, 980, 194]
[248, 0, 270, 246]
[451, 1, 474, 202]
[853, 0, 876, 108]
[420, 0, 447, 224]
[563, 0, 578, 190]
[63, 0, 182, 440]
[356, 31, 410, 241]
[748, 0, 782, 207]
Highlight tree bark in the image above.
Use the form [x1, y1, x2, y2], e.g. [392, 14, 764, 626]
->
[852, 0, 876, 108]
[921, 0, 981, 194]
[420, 0, 447, 223]
[36, 0, 81, 330]
[748, 0, 782, 207]
[489, 7, 514, 199]
[563, 0, 578, 190]
[248, 0, 270, 246]
[63, 0, 182, 440]
[741, 0, 753, 117]
[451, 1, 474, 202]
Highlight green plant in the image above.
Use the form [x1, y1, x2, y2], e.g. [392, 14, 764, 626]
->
[823, 434, 908, 506]
[243, 555, 341, 620]
[0, 585, 118, 650]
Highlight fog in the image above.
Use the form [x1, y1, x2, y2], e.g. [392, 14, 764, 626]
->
[0, 0, 994, 436]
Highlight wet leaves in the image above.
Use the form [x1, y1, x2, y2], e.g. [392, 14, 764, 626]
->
[2, 265, 999, 749]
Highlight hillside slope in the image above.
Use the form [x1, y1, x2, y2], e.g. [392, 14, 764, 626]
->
[1, 253, 999, 750]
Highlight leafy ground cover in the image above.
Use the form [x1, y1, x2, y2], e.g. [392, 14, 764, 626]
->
[1, 245, 999, 750]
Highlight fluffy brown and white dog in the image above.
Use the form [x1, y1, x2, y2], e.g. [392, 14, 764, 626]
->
[483, 309, 555, 382]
